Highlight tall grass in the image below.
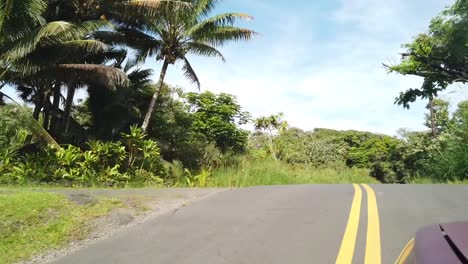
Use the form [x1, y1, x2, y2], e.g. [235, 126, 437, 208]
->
[408, 177, 468, 184]
[418, 138, 468, 183]
[208, 158, 379, 187]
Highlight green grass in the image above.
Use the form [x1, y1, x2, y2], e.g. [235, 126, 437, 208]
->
[408, 177, 468, 184]
[0, 189, 123, 264]
[208, 158, 379, 187]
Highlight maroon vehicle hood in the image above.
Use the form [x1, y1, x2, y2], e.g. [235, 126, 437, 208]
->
[415, 222, 468, 264]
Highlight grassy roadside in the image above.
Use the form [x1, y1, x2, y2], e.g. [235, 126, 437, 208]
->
[0, 189, 124, 264]
[408, 177, 468, 184]
[208, 159, 380, 187]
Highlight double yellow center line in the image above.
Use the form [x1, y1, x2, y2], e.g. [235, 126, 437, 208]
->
[336, 184, 381, 264]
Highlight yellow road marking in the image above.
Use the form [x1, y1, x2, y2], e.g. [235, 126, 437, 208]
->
[336, 184, 362, 264]
[362, 184, 382, 264]
[394, 238, 415, 264]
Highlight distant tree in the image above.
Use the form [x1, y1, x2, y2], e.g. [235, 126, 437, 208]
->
[452, 100, 468, 139]
[145, 85, 207, 169]
[186, 91, 250, 153]
[254, 113, 288, 160]
[425, 98, 450, 137]
[453, 100, 468, 125]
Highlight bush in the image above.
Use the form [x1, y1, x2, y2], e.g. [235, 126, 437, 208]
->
[0, 105, 31, 150]
[423, 135, 468, 182]
[0, 126, 166, 187]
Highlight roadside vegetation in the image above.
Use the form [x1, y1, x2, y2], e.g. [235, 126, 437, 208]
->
[0, 0, 467, 190]
[0, 189, 124, 264]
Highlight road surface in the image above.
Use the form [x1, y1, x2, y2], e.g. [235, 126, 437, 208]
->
[52, 185, 468, 264]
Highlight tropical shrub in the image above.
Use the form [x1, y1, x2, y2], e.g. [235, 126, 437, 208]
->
[121, 126, 165, 180]
[0, 105, 32, 149]
[0, 127, 165, 186]
[274, 128, 347, 167]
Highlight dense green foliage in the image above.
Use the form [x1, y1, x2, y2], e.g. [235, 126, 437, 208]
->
[0, 0, 467, 187]
[186, 91, 250, 153]
[2, 97, 467, 186]
[0, 0, 256, 144]
[384, 0, 468, 183]
[0, 124, 165, 186]
[389, 0, 468, 107]
[421, 101, 468, 182]
[0, 88, 253, 186]
[251, 126, 412, 183]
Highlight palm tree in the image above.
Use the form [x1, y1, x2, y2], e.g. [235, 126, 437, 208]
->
[95, 0, 257, 132]
[1, 0, 193, 142]
[85, 51, 155, 140]
[2, 20, 130, 136]
[46, 0, 186, 26]
[0, 0, 46, 87]
[27, 0, 187, 137]
[0, 0, 59, 146]
[1, 1, 133, 143]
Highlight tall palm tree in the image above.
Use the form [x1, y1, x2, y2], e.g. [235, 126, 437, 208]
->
[95, 0, 257, 132]
[0, 0, 46, 87]
[33, 0, 187, 136]
[3, 20, 130, 135]
[1, 1, 132, 143]
[86, 51, 155, 140]
[0, 0, 59, 147]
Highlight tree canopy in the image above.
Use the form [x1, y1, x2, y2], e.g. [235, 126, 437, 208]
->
[388, 0, 468, 107]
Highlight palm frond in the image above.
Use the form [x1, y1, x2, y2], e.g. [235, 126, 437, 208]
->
[85, 48, 128, 65]
[1, 21, 75, 61]
[123, 57, 139, 72]
[0, 65, 9, 80]
[193, 0, 221, 18]
[61, 39, 109, 54]
[181, 57, 200, 89]
[94, 28, 161, 57]
[187, 13, 253, 36]
[101, 0, 191, 28]
[0, 91, 60, 148]
[186, 42, 225, 61]
[1, 20, 110, 62]
[0, 0, 47, 39]
[15, 40, 110, 67]
[57, 64, 130, 87]
[198, 26, 258, 46]
[128, 68, 154, 86]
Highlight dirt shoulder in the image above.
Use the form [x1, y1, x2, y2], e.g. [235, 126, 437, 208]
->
[22, 188, 226, 264]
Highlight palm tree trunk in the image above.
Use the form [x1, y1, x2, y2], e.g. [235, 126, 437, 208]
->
[32, 103, 41, 121]
[32, 90, 44, 121]
[64, 82, 76, 135]
[43, 95, 52, 130]
[43, 106, 51, 130]
[50, 82, 61, 133]
[141, 59, 169, 132]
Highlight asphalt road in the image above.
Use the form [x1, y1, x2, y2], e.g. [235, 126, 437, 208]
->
[52, 185, 468, 264]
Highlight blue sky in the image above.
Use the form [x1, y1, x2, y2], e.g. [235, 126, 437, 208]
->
[155, 0, 468, 135]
